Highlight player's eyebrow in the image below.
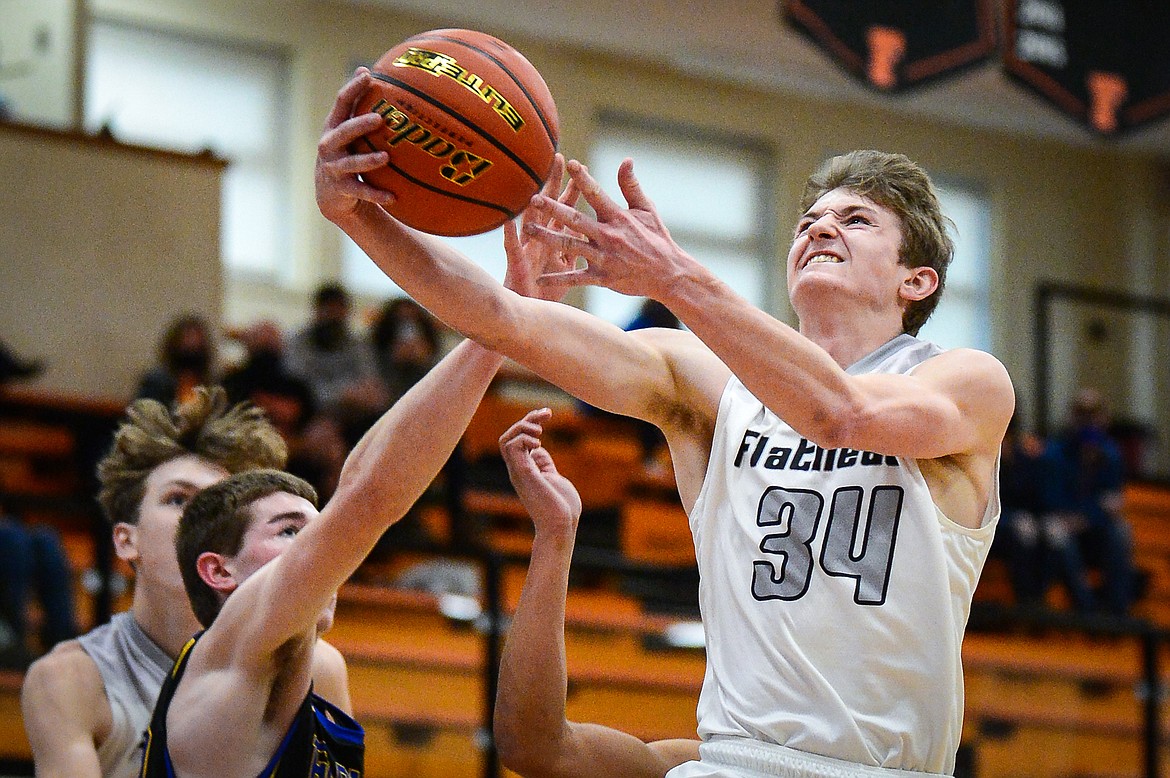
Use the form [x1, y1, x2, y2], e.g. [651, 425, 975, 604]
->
[267, 510, 309, 525]
[800, 203, 877, 222]
[160, 479, 202, 491]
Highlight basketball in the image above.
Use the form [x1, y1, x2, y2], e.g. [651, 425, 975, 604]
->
[351, 29, 560, 237]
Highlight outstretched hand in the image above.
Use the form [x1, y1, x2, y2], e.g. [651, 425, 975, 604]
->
[314, 68, 397, 225]
[499, 409, 581, 534]
[522, 158, 699, 301]
[503, 154, 581, 302]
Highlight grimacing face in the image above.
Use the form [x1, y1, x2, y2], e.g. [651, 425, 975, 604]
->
[786, 187, 939, 331]
[787, 188, 906, 305]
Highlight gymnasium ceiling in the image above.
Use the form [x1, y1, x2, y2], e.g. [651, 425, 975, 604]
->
[348, 0, 1170, 159]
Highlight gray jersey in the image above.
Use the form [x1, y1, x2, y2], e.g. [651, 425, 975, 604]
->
[689, 334, 999, 773]
[76, 612, 173, 778]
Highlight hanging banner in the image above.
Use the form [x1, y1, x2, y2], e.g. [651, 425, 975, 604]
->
[1005, 0, 1170, 135]
[781, 0, 998, 91]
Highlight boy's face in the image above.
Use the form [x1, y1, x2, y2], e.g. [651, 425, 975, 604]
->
[227, 491, 336, 632]
[786, 187, 912, 318]
[118, 454, 230, 601]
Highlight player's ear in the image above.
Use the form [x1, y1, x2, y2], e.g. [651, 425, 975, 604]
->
[196, 551, 239, 596]
[112, 522, 139, 567]
[900, 265, 939, 302]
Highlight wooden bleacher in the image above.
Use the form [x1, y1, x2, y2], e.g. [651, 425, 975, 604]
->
[329, 578, 703, 776]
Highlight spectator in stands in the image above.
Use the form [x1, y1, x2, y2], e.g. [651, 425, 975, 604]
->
[995, 415, 1096, 610]
[625, 297, 681, 332]
[1049, 387, 1138, 616]
[136, 314, 217, 407]
[362, 298, 450, 564]
[221, 320, 348, 504]
[0, 342, 74, 667]
[0, 505, 78, 668]
[285, 281, 387, 425]
[222, 320, 316, 441]
[495, 408, 699, 776]
[21, 387, 350, 778]
[995, 416, 1050, 607]
[370, 296, 442, 407]
[0, 337, 43, 383]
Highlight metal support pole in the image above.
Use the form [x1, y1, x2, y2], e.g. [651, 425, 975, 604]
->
[1141, 629, 1161, 778]
[1033, 283, 1052, 437]
[481, 551, 503, 778]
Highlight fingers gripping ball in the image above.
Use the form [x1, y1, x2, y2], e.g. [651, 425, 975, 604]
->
[352, 29, 560, 237]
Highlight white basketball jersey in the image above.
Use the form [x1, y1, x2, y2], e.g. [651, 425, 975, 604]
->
[689, 334, 998, 773]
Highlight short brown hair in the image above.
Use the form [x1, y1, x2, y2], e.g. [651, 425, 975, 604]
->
[800, 150, 954, 336]
[97, 386, 287, 526]
[177, 469, 317, 627]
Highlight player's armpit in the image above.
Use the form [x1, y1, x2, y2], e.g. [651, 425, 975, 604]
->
[648, 738, 703, 772]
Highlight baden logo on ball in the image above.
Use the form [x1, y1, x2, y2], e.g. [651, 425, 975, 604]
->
[353, 29, 560, 237]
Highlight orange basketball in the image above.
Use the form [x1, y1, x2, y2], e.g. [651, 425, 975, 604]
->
[351, 29, 560, 237]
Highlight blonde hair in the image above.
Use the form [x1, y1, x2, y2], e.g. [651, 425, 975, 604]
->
[97, 386, 287, 526]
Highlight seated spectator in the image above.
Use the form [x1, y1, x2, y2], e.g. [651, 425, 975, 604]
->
[0, 345, 75, 666]
[625, 298, 681, 332]
[222, 320, 315, 441]
[996, 416, 1051, 607]
[0, 338, 43, 383]
[1049, 388, 1138, 616]
[285, 282, 388, 448]
[0, 506, 78, 667]
[995, 416, 1094, 610]
[136, 314, 217, 406]
[222, 320, 351, 506]
[370, 297, 441, 406]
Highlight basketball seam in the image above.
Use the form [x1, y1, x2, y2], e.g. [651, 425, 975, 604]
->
[409, 32, 559, 149]
[357, 136, 518, 223]
[371, 71, 546, 188]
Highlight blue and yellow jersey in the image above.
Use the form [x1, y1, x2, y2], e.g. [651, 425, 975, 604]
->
[140, 634, 364, 777]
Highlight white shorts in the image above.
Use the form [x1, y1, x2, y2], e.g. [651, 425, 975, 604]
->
[664, 738, 949, 778]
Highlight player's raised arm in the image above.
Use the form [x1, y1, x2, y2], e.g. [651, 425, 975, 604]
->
[524, 156, 1013, 467]
[494, 410, 698, 778]
[196, 335, 503, 661]
[314, 70, 727, 438]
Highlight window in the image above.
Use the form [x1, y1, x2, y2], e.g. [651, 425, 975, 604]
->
[345, 115, 774, 313]
[586, 118, 775, 326]
[917, 181, 992, 351]
[84, 21, 289, 277]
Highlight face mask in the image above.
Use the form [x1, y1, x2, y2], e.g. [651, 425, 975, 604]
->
[310, 321, 347, 349]
[249, 348, 282, 374]
[172, 348, 209, 373]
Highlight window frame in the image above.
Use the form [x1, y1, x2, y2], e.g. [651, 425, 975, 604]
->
[585, 111, 778, 327]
